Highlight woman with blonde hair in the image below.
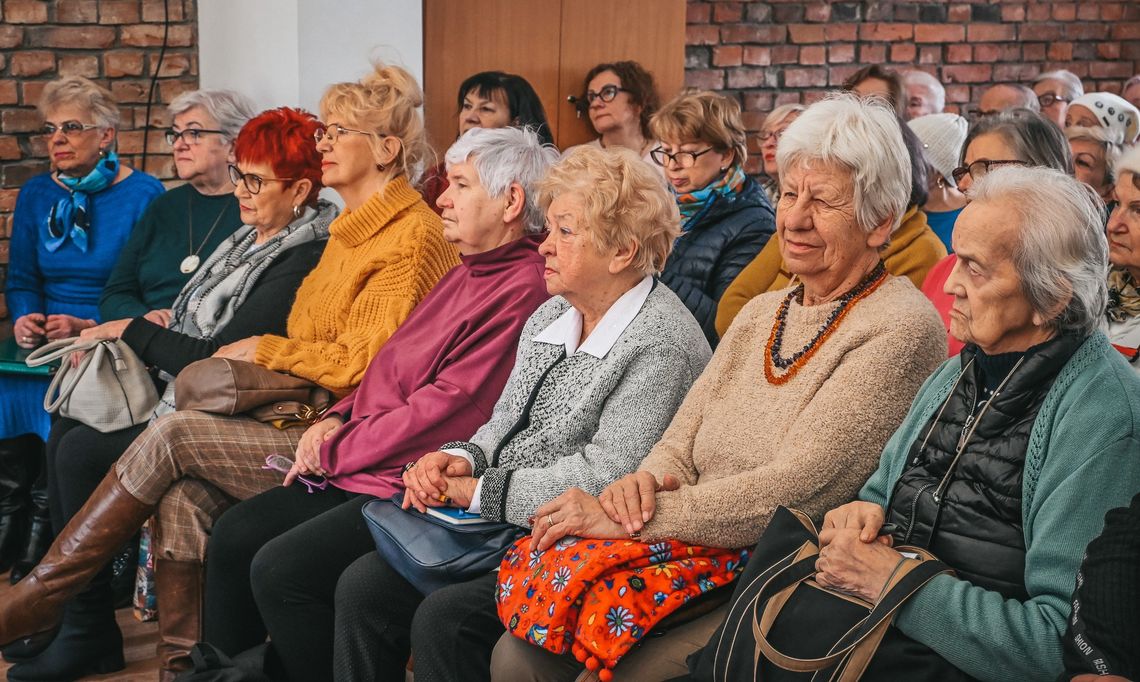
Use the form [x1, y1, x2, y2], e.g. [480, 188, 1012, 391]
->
[650, 90, 775, 344]
[757, 103, 806, 205]
[0, 62, 459, 680]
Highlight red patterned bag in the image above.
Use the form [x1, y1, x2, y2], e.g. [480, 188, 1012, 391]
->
[496, 535, 749, 679]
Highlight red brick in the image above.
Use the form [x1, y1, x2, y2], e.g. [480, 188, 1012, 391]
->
[993, 63, 1038, 81]
[999, 44, 1022, 61]
[120, 23, 193, 47]
[686, 24, 719, 46]
[720, 24, 786, 44]
[158, 79, 196, 103]
[141, 0, 184, 22]
[946, 44, 972, 63]
[799, 45, 826, 65]
[742, 46, 771, 66]
[0, 25, 22, 49]
[726, 68, 769, 89]
[973, 44, 1002, 63]
[858, 23, 913, 41]
[740, 111, 765, 131]
[1, 109, 42, 134]
[28, 132, 48, 157]
[21, 81, 47, 107]
[1076, 3, 1099, 21]
[1047, 42, 1073, 61]
[771, 45, 800, 64]
[783, 67, 827, 88]
[99, 0, 141, 23]
[1052, 3, 1076, 20]
[915, 24, 965, 43]
[1111, 23, 1140, 39]
[943, 64, 993, 84]
[789, 24, 825, 44]
[0, 189, 19, 212]
[58, 54, 99, 78]
[1064, 23, 1107, 40]
[29, 26, 116, 49]
[4, 160, 50, 188]
[889, 43, 916, 63]
[104, 51, 144, 77]
[1102, 3, 1125, 20]
[824, 24, 858, 41]
[1001, 4, 1026, 21]
[829, 44, 856, 64]
[0, 82, 17, 105]
[1022, 43, 1046, 61]
[967, 24, 1016, 41]
[1026, 3, 1051, 20]
[712, 46, 742, 67]
[918, 46, 941, 65]
[1020, 23, 1064, 41]
[0, 137, 21, 161]
[948, 4, 971, 22]
[944, 84, 971, 104]
[859, 44, 886, 63]
[115, 129, 168, 155]
[1097, 43, 1121, 60]
[712, 3, 742, 23]
[1089, 61, 1135, 78]
[804, 2, 830, 22]
[10, 51, 55, 77]
[3, 0, 47, 23]
[686, 2, 710, 23]
[684, 69, 723, 91]
[56, 0, 98, 22]
[828, 66, 861, 87]
[110, 80, 149, 104]
[742, 92, 774, 113]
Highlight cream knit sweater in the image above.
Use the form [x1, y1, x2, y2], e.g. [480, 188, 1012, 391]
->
[639, 276, 946, 548]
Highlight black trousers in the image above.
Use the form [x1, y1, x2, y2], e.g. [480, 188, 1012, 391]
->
[204, 484, 374, 682]
[333, 554, 502, 682]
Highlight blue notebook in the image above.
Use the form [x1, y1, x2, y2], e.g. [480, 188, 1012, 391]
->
[423, 506, 486, 525]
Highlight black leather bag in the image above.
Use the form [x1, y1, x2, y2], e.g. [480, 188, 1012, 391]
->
[362, 493, 526, 595]
[687, 506, 974, 682]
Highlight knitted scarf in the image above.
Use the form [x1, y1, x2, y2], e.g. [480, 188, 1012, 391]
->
[1107, 267, 1140, 323]
[45, 150, 120, 253]
[673, 163, 747, 230]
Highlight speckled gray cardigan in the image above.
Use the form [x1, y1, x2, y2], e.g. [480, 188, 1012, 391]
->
[444, 281, 711, 526]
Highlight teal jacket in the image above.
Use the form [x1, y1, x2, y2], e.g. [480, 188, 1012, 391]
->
[860, 332, 1140, 681]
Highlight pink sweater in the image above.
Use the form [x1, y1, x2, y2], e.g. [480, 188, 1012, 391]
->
[920, 254, 965, 357]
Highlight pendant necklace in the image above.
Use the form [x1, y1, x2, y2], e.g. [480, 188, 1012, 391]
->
[181, 195, 230, 274]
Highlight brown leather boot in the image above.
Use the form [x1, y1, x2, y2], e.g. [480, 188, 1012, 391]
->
[0, 470, 154, 647]
[155, 559, 204, 680]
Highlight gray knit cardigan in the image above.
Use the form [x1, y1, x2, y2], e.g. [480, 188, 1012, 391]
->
[444, 280, 712, 526]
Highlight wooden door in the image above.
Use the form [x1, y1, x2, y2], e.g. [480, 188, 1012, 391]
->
[422, 0, 685, 154]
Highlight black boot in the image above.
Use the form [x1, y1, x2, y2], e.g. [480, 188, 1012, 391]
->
[10, 439, 51, 585]
[0, 435, 33, 573]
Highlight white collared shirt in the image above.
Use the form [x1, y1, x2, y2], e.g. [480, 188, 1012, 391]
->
[450, 275, 655, 514]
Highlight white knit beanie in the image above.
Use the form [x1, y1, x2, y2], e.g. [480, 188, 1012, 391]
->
[907, 113, 969, 184]
[1070, 92, 1139, 144]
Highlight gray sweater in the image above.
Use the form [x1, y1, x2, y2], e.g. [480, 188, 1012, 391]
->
[445, 281, 711, 526]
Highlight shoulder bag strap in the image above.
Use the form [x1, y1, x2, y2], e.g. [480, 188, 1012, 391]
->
[42, 341, 105, 412]
[24, 336, 102, 366]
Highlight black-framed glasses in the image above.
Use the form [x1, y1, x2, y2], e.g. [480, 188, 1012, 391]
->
[228, 165, 294, 195]
[757, 129, 785, 142]
[966, 108, 1002, 120]
[650, 146, 717, 169]
[165, 128, 225, 145]
[584, 84, 629, 105]
[951, 159, 1028, 186]
[313, 124, 374, 145]
[1037, 93, 1072, 108]
[42, 121, 99, 138]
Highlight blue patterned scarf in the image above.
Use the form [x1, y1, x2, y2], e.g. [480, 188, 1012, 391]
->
[673, 163, 747, 231]
[44, 150, 120, 253]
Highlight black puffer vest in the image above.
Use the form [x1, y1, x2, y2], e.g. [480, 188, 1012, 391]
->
[885, 333, 1083, 600]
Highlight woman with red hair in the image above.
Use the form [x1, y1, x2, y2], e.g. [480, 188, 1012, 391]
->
[4, 106, 336, 681]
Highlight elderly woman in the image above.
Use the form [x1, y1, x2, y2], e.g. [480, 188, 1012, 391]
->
[1125, 74, 1140, 110]
[843, 64, 906, 117]
[1, 77, 165, 587]
[1105, 144, 1140, 368]
[1032, 69, 1084, 128]
[815, 166, 1140, 681]
[909, 113, 969, 250]
[490, 93, 947, 681]
[922, 109, 1073, 356]
[195, 125, 557, 682]
[902, 69, 946, 119]
[0, 62, 459, 680]
[1067, 125, 1123, 205]
[1065, 92, 1140, 145]
[716, 112, 945, 338]
[329, 144, 712, 682]
[2, 107, 335, 681]
[421, 71, 553, 212]
[757, 103, 805, 206]
[649, 91, 775, 344]
[577, 61, 662, 170]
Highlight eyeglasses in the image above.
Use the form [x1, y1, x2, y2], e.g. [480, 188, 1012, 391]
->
[757, 129, 785, 142]
[313, 124, 374, 145]
[951, 159, 1029, 185]
[228, 164, 295, 195]
[165, 128, 225, 146]
[41, 121, 100, 138]
[650, 146, 717, 169]
[967, 108, 1002, 120]
[1037, 93, 1072, 108]
[584, 84, 629, 105]
[263, 454, 328, 494]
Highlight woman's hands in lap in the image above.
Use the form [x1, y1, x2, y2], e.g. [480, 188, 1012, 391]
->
[14, 313, 47, 348]
[817, 501, 901, 603]
[44, 314, 94, 340]
[599, 471, 680, 535]
[213, 336, 262, 362]
[401, 451, 473, 513]
[531, 488, 625, 552]
[79, 318, 131, 342]
[285, 416, 341, 485]
[821, 500, 888, 543]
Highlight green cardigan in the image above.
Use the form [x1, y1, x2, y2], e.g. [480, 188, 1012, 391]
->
[859, 331, 1140, 681]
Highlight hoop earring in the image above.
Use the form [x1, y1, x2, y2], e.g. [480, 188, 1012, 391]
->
[292, 205, 302, 219]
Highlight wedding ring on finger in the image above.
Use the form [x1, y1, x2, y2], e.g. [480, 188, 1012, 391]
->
[547, 514, 555, 527]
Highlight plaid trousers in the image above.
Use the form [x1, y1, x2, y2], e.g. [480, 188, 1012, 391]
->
[114, 410, 305, 562]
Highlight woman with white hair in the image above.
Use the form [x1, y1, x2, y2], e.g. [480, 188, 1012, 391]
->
[902, 69, 947, 119]
[1067, 125, 1124, 204]
[1105, 144, 1140, 369]
[816, 165, 1140, 681]
[1033, 69, 1084, 128]
[491, 93, 947, 681]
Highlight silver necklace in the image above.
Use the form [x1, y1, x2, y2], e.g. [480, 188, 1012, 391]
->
[181, 196, 230, 274]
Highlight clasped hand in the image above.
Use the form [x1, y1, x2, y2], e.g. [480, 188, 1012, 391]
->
[400, 451, 476, 513]
[815, 501, 904, 603]
[284, 416, 341, 486]
[14, 313, 95, 348]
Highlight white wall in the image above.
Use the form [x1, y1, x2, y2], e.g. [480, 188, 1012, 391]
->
[198, 0, 423, 115]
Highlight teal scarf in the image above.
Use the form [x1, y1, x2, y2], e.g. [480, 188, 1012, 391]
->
[45, 150, 120, 253]
[673, 164, 747, 230]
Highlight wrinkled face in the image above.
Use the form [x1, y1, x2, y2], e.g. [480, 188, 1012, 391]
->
[1108, 172, 1140, 274]
[232, 160, 299, 233]
[760, 112, 801, 180]
[978, 85, 1028, 117]
[315, 116, 376, 191]
[1065, 103, 1100, 129]
[656, 137, 733, 194]
[457, 88, 512, 135]
[44, 104, 113, 176]
[587, 70, 641, 137]
[853, 77, 893, 103]
[1125, 83, 1140, 111]
[1069, 138, 1111, 197]
[777, 160, 881, 282]
[1033, 79, 1071, 128]
[538, 192, 616, 299]
[905, 84, 938, 119]
[170, 106, 232, 185]
[944, 201, 1045, 354]
[956, 133, 1021, 193]
[436, 160, 508, 255]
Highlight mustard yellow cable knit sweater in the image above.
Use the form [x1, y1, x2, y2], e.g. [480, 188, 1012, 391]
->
[639, 275, 946, 549]
[255, 176, 459, 393]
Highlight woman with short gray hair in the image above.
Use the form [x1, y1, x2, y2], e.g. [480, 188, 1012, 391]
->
[1033, 68, 1084, 128]
[816, 165, 1140, 681]
[1104, 144, 1140, 371]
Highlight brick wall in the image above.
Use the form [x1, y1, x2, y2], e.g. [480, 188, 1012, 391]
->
[0, 0, 199, 330]
[684, 0, 1140, 175]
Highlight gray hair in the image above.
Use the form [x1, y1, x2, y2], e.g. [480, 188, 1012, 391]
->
[168, 89, 256, 142]
[444, 126, 559, 234]
[38, 76, 120, 130]
[1066, 125, 1124, 183]
[1116, 143, 1140, 178]
[777, 92, 911, 233]
[1033, 69, 1085, 100]
[970, 165, 1108, 337]
[961, 109, 1073, 173]
[902, 70, 946, 112]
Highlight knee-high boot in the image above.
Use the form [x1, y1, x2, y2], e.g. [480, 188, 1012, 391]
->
[10, 442, 52, 584]
[155, 559, 204, 682]
[0, 470, 153, 647]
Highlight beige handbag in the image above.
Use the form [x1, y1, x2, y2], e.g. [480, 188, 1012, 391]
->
[174, 357, 331, 425]
[26, 337, 159, 433]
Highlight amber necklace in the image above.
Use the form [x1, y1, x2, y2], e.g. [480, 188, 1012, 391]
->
[764, 261, 887, 385]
